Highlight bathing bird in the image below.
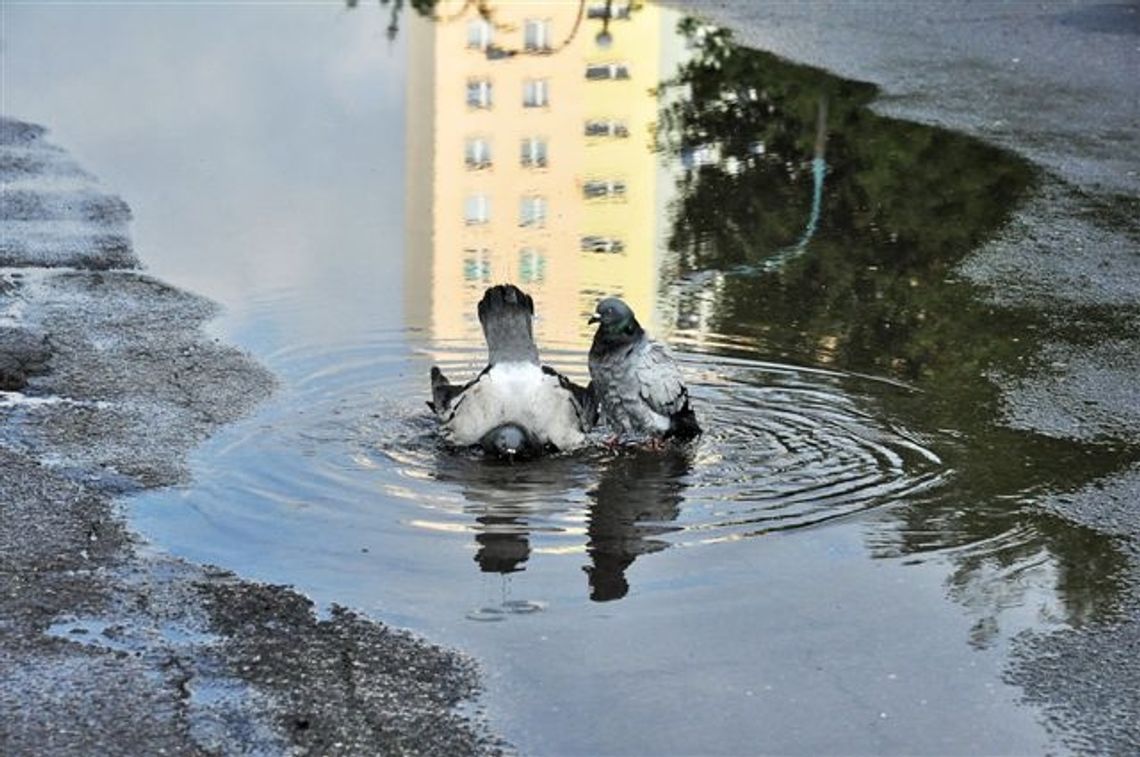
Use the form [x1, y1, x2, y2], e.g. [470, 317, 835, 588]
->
[587, 297, 701, 442]
[429, 284, 596, 458]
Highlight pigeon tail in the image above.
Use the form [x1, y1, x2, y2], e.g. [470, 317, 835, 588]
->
[478, 284, 540, 365]
[666, 401, 702, 441]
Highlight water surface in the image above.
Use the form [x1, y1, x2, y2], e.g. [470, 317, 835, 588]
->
[6, 2, 1136, 753]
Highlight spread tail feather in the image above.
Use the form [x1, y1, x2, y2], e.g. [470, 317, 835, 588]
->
[477, 284, 540, 365]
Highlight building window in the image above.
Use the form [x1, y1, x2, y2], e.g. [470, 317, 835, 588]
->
[584, 119, 629, 138]
[519, 247, 546, 283]
[524, 19, 551, 52]
[519, 196, 547, 228]
[585, 62, 630, 81]
[520, 137, 548, 168]
[587, 2, 631, 19]
[523, 79, 549, 108]
[465, 138, 492, 169]
[465, 194, 491, 225]
[466, 79, 492, 109]
[466, 19, 493, 50]
[583, 179, 626, 200]
[463, 248, 492, 282]
[580, 235, 624, 253]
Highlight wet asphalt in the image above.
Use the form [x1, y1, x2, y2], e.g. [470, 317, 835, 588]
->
[0, 118, 501, 756]
[3, 1, 1139, 753]
[667, 1, 1140, 752]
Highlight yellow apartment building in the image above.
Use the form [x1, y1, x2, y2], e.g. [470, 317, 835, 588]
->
[405, 0, 683, 350]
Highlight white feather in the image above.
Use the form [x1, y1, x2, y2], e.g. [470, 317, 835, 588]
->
[443, 362, 586, 451]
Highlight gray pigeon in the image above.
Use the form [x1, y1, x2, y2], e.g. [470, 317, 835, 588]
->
[588, 297, 700, 441]
[429, 285, 596, 457]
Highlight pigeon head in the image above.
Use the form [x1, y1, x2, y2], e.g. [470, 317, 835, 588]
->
[588, 297, 640, 339]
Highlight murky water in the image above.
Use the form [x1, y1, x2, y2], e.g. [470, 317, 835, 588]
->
[6, 1, 1136, 753]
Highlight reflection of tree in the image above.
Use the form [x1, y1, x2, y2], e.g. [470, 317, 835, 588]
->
[347, 0, 441, 40]
[351, 0, 641, 45]
[657, 19, 1036, 391]
[657, 19, 1136, 629]
[870, 495, 1129, 648]
[584, 448, 690, 601]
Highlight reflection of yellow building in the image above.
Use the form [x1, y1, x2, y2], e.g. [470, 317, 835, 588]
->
[405, 0, 683, 349]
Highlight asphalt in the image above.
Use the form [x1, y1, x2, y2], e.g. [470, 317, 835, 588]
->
[664, 1, 1140, 752]
[0, 117, 502, 756]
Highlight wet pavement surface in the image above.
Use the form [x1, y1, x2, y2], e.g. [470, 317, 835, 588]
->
[674, 1, 1140, 752]
[3, 0, 1139, 754]
[0, 118, 500, 755]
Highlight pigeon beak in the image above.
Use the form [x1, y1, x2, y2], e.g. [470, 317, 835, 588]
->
[588, 314, 600, 325]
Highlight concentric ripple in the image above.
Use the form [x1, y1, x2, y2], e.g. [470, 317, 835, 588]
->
[675, 356, 948, 544]
[132, 326, 951, 606]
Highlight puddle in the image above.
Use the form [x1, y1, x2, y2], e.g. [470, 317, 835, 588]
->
[6, 1, 1137, 754]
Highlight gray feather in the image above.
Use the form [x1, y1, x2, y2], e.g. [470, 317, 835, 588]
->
[588, 299, 700, 439]
[429, 365, 480, 416]
[429, 286, 598, 456]
[478, 284, 539, 365]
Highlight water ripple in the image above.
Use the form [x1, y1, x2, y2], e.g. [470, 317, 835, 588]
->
[281, 335, 935, 540]
[139, 328, 954, 601]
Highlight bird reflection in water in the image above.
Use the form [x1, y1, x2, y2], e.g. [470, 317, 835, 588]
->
[441, 442, 693, 610]
[585, 446, 692, 601]
[441, 453, 588, 619]
[473, 506, 531, 574]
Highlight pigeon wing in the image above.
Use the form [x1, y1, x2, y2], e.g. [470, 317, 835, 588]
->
[633, 342, 690, 418]
[542, 365, 598, 430]
[429, 365, 485, 418]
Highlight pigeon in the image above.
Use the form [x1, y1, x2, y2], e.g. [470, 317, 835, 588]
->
[587, 297, 701, 441]
[429, 284, 596, 458]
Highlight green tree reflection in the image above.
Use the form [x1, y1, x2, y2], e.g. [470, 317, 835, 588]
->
[658, 19, 1134, 632]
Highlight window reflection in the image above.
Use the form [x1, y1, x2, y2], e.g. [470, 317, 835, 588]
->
[464, 194, 490, 225]
[466, 78, 492, 109]
[523, 19, 551, 52]
[466, 18, 492, 50]
[583, 179, 626, 200]
[584, 119, 629, 138]
[522, 78, 550, 108]
[520, 137, 548, 168]
[585, 62, 630, 80]
[462, 248, 492, 282]
[519, 196, 547, 228]
[465, 137, 492, 169]
[519, 247, 546, 283]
